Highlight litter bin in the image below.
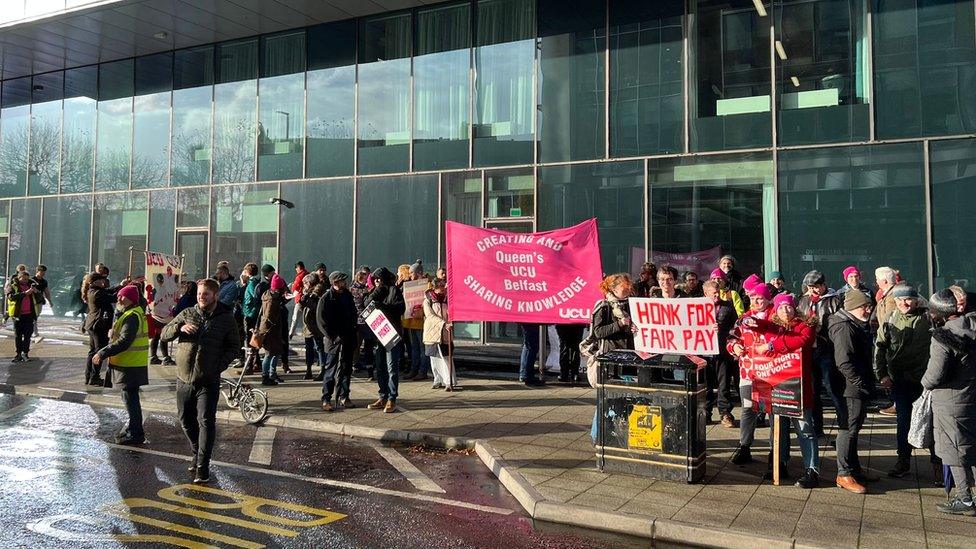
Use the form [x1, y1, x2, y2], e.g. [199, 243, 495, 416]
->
[595, 350, 707, 483]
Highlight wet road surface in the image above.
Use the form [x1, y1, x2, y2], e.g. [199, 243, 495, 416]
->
[0, 394, 649, 548]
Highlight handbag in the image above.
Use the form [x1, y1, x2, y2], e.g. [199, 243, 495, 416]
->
[249, 331, 265, 350]
[908, 389, 933, 449]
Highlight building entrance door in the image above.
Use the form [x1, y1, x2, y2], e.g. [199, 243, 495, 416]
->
[177, 231, 208, 282]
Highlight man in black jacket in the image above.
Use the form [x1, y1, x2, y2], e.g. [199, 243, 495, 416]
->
[797, 270, 843, 437]
[828, 289, 877, 494]
[703, 280, 738, 427]
[364, 267, 406, 413]
[161, 278, 240, 484]
[317, 272, 359, 411]
[84, 273, 114, 386]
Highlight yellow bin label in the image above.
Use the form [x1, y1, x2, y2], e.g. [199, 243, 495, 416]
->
[628, 405, 663, 451]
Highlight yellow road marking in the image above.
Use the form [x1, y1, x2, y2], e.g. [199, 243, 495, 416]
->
[113, 497, 299, 537]
[28, 513, 219, 549]
[158, 484, 347, 528]
[103, 503, 264, 549]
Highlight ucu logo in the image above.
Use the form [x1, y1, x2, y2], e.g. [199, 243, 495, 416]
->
[558, 308, 590, 319]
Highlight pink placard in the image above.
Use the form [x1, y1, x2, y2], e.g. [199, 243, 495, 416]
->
[446, 219, 605, 324]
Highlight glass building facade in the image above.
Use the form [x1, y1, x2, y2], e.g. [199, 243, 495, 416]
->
[2, 0, 974, 339]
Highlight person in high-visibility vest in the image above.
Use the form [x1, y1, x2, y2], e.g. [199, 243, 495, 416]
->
[92, 284, 150, 445]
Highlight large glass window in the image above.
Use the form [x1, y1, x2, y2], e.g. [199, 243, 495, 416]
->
[774, 0, 870, 145]
[41, 195, 91, 316]
[873, 0, 976, 139]
[211, 185, 278, 271]
[214, 39, 258, 184]
[610, 0, 684, 157]
[539, 162, 644, 274]
[178, 187, 210, 228]
[778, 143, 927, 293]
[92, 192, 148, 277]
[306, 21, 356, 178]
[691, 0, 772, 151]
[148, 189, 176, 253]
[537, 0, 605, 162]
[132, 52, 173, 189]
[356, 175, 439, 269]
[928, 139, 975, 290]
[8, 198, 40, 268]
[61, 66, 97, 193]
[258, 31, 305, 182]
[649, 153, 774, 278]
[172, 46, 214, 186]
[413, 2, 471, 171]
[0, 78, 31, 197]
[485, 168, 534, 218]
[441, 171, 482, 340]
[95, 59, 134, 191]
[474, 0, 536, 167]
[29, 71, 64, 195]
[358, 13, 412, 175]
[279, 180, 354, 274]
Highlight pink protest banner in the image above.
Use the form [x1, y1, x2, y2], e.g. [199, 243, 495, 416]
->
[628, 297, 719, 356]
[649, 246, 723, 279]
[446, 219, 604, 324]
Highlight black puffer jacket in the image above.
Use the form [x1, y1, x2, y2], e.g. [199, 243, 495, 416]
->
[798, 292, 842, 354]
[316, 287, 358, 341]
[828, 310, 876, 398]
[161, 302, 240, 385]
[922, 313, 976, 466]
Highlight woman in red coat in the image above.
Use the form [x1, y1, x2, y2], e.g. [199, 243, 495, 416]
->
[751, 293, 820, 488]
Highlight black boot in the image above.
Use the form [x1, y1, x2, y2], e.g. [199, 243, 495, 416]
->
[730, 445, 753, 465]
[794, 468, 820, 489]
[261, 376, 278, 386]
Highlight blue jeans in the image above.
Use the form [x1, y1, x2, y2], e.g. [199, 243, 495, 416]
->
[793, 411, 819, 473]
[519, 324, 541, 381]
[407, 328, 430, 376]
[305, 336, 326, 369]
[262, 354, 279, 377]
[374, 341, 404, 402]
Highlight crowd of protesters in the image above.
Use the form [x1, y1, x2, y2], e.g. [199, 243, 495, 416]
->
[586, 256, 976, 516]
[6, 252, 976, 515]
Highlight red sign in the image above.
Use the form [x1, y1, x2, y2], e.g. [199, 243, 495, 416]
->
[628, 297, 719, 356]
[446, 219, 604, 324]
[744, 352, 805, 418]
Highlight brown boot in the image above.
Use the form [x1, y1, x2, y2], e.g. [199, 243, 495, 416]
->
[836, 475, 867, 494]
[340, 398, 356, 409]
[384, 400, 397, 414]
[721, 414, 736, 429]
[321, 402, 334, 412]
[367, 398, 387, 410]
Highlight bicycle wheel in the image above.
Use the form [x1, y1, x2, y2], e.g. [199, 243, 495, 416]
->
[239, 388, 269, 425]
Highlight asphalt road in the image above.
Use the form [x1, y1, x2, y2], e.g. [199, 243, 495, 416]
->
[0, 394, 648, 549]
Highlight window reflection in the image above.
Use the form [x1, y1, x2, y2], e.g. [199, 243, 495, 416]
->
[211, 185, 278, 270]
[307, 21, 356, 178]
[537, 0, 606, 162]
[42, 195, 91, 316]
[258, 31, 305, 182]
[931, 138, 976, 290]
[413, 2, 471, 171]
[214, 39, 258, 184]
[132, 52, 173, 189]
[691, 0, 772, 151]
[172, 46, 214, 186]
[92, 192, 148, 276]
[61, 66, 97, 193]
[775, 0, 870, 145]
[474, 0, 536, 167]
[29, 72, 64, 196]
[95, 60, 134, 191]
[610, 0, 684, 157]
[356, 175, 439, 269]
[358, 13, 412, 175]
[0, 78, 31, 197]
[279, 180, 354, 273]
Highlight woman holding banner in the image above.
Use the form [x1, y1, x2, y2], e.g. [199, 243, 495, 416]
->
[728, 282, 775, 466]
[585, 273, 636, 443]
[750, 293, 820, 489]
[423, 278, 455, 391]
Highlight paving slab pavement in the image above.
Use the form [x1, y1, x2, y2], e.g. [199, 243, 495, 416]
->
[1, 335, 972, 548]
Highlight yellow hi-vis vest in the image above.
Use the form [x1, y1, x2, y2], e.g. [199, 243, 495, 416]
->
[110, 306, 150, 368]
